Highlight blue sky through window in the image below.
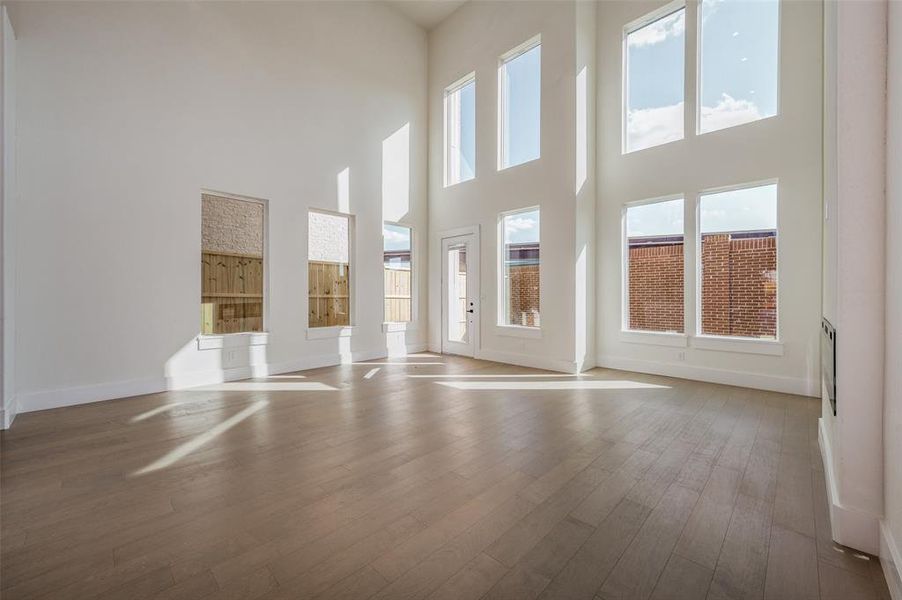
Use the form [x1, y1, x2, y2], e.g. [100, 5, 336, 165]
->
[459, 82, 476, 179]
[383, 223, 411, 252]
[700, 183, 777, 233]
[503, 208, 540, 245]
[627, 198, 684, 238]
[502, 43, 541, 168]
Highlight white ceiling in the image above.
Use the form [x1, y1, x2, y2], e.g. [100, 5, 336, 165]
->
[385, 0, 467, 30]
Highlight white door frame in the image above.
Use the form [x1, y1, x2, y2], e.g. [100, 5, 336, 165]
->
[438, 225, 480, 357]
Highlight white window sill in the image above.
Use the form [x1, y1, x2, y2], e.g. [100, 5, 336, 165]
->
[619, 330, 688, 347]
[383, 322, 415, 333]
[197, 332, 269, 351]
[692, 335, 783, 356]
[495, 324, 542, 339]
[306, 326, 354, 340]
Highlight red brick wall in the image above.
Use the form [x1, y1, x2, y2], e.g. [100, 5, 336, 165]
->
[508, 264, 540, 326]
[628, 242, 685, 332]
[701, 234, 777, 338]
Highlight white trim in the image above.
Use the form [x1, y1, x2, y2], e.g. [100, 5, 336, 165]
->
[881, 520, 902, 600]
[817, 418, 881, 554]
[495, 325, 542, 339]
[197, 332, 269, 351]
[383, 321, 415, 333]
[692, 335, 783, 356]
[12, 343, 429, 418]
[619, 330, 688, 347]
[1, 396, 17, 430]
[476, 348, 577, 374]
[597, 354, 816, 396]
[307, 326, 354, 340]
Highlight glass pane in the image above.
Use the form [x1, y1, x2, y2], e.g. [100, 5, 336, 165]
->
[625, 7, 685, 153]
[625, 198, 684, 332]
[699, 0, 779, 133]
[384, 224, 412, 323]
[501, 43, 541, 169]
[700, 183, 777, 338]
[200, 194, 264, 334]
[445, 79, 476, 186]
[448, 243, 468, 343]
[502, 209, 540, 327]
[308, 211, 351, 328]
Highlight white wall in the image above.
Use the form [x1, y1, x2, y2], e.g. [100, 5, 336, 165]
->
[5, 1, 428, 414]
[427, 0, 595, 373]
[595, 0, 823, 397]
[1, 5, 17, 429]
[882, 2, 902, 595]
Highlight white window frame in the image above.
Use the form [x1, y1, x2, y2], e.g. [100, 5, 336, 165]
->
[693, 178, 783, 354]
[621, 0, 687, 155]
[695, 0, 782, 136]
[620, 194, 688, 345]
[306, 207, 356, 339]
[443, 72, 476, 188]
[497, 34, 542, 171]
[197, 189, 270, 350]
[382, 221, 416, 331]
[497, 206, 542, 338]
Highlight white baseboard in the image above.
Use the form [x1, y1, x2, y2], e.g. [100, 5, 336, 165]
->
[881, 520, 902, 600]
[475, 349, 577, 374]
[818, 417, 881, 555]
[596, 354, 817, 397]
[1, 397, 17, 430]
[13, 343, 428, 419]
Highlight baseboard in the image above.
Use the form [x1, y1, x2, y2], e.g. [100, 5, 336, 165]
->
[0, 396, 17, 430]
[595, 354, 817, 397]
[475, 349, 577, 374]
[881, 520, 902, 600]
[818, 417, 881, 555]
[13, 343, 429, 419]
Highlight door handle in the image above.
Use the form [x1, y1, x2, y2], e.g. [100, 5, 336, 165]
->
[466, 309, 474, 313]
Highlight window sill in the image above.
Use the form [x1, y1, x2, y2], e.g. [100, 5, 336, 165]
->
[197, 332, 269, 351]
[496, 324, 542, 339]
[619, 330, 688, 347]
[383, 322, 415, 333]
[307, 326, 354, 340]
[692, 335, 783, 356]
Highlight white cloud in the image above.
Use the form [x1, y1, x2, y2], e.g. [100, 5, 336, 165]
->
[627, 102, 684, 152]
[628, 10, 685, 48]
[383, 228, 408, 243]
[700, 93, 763, 133]
[505, 216, 536, 234]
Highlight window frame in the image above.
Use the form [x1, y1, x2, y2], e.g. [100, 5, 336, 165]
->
[497, 34, 542, 171]
[695, 0, 782, 136]
[497, 205, 542, 337]
[621, 194, 687, 336]
[694, 178, 781, 346]
[621, 0, 687, 155]
[306, 207, 356, 337]
[197, 189, 270, 347]
[443, 72, 477, 188]
[382, 221, 415, 329]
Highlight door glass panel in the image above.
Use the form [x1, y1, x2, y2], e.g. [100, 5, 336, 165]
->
[447, 243, 468, 343]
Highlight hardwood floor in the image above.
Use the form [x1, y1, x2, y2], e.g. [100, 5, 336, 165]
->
[0, 355, 892, 600]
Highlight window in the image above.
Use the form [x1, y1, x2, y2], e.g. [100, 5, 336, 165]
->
[200, 194, 265, 335]
[500, 208, 540, 327]
[624, 198, 685, 332]
[624, 4, 686, 153]
[384, 223, 412, 323]
[699, 183, 777, 339]
[698, 0, 779, 134]
[499, 37, 541, 169]
[444, 74, 476, 186]
[308, 210, 352, 328]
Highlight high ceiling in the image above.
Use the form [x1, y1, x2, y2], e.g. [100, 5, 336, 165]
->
[385, 0, 467, 30]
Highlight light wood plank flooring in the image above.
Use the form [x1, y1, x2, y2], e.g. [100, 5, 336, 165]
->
[0, 355, 892, 599]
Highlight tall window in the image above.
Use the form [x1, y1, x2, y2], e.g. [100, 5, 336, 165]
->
[698, 0, 779, 134]
[500, 208, 540, 327]
[384, 223, 412, 323]
[624, 4, 686, 153]
[308, 210, 352, 328]
[624, 198, 685, 332]
[444, 74, 476, 186]
[499, 37, 541, 169]
[200, 193, 265, 334]
[699, 183, 777, 338]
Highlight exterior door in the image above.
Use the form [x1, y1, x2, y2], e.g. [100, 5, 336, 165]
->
[441, 233, 479, 357]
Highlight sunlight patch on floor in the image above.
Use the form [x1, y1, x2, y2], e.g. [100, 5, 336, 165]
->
[434, 380, 670, 390]
[130, 403, 185, 423]
[364, 368, 380, 379]
[190, 382, 338, 391]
